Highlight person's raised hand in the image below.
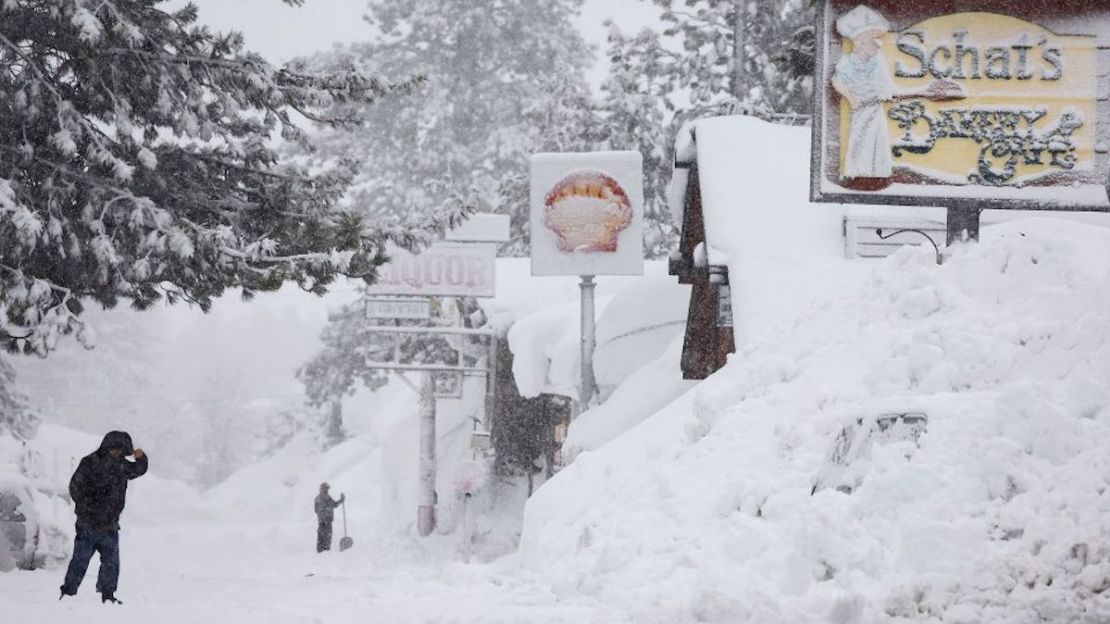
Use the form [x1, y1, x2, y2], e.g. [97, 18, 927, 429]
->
[133, 448, 145, 460]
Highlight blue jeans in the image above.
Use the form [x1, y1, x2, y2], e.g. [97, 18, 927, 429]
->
[60, 524, 120, 595]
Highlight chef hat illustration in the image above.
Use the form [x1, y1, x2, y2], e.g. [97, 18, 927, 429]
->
[836, 5, 889, 40]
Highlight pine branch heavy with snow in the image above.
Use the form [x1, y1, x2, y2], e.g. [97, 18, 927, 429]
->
[0, 0, 415, 355]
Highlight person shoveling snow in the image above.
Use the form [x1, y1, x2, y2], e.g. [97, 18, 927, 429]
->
[313, 483, 345, 553]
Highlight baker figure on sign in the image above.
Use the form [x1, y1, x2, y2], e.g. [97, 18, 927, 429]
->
[832, 5, 965, 190]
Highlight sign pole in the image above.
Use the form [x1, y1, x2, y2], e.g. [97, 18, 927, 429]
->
[945, 204, 981, 247]
[579, 275, 597, 409]
[417, 371, 436, 537]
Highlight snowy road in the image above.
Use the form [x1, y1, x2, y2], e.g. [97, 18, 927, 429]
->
[2, 520, 630, 623]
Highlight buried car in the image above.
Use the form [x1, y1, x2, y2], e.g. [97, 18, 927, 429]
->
[0, 471, 39, 571]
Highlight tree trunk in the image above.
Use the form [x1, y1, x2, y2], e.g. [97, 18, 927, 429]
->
[731, 0, 746, 101]
[326, 400, 345, 446]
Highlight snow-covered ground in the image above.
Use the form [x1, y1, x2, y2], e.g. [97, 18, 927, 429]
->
[0, 516, 636, 623]
[10, 218, 1107, 624]
[2, 417, 631, 623]
[6, 115, 1110, 622]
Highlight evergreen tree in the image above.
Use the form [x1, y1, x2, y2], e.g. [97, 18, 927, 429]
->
[301, 0, 594, 256]
[596, 26, 681, 258]
[594, 1, 815, 256]
[495, 72, 608, 255]
[297, 293, 391, 408]
[0, 0, 418, 355]
[297, 293, 483, 407]
[0, 354, 37, 439]
[652, 0, 814, 116]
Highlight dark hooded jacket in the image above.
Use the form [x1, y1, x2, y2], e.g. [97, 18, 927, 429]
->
[314, 490, 343, 523]
[69, 431, 148, 530]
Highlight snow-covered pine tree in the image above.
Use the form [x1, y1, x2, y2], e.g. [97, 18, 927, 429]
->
[0, 0, 419, 355]
[652, 0, 814, 116]
[297, 293, 482, 408]
[0, 354, 37, 439]
[495, 72, 608, 256]
[300, 0, 594, 255]
[596, 25, 681, 258]
[297, 294, 392, 408]
[593, 1, 815, 256]
[295, 0, 596, 418]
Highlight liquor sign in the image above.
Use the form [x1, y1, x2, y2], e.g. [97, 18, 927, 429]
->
[364, 298, 431, 320]
[811, 1, 1110, 211]
[365, 243, 497, 298]
[530, 151, 645, 276]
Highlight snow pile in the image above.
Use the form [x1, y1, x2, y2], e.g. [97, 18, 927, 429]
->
[519, 219, 1110, 623]
[494, 259, 676, 400]
[507, 299, 590, 399]
[563, 335, 693, 461]
[592, 275, 689, 398]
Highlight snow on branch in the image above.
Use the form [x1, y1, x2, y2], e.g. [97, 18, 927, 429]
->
[0, 0, 415, 355]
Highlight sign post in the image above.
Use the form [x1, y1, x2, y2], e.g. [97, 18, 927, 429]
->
[357, 216, 507, 537]
[416, 371, 436, 537]
[946, 204, 981, 246]
[530, 151, 645, 411]
[579, 275, 597, 406]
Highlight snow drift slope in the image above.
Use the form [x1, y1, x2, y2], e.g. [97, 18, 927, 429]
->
[519, 219, 1110, 623]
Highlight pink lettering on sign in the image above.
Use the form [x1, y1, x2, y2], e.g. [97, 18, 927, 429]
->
[365, 243, 496, 297]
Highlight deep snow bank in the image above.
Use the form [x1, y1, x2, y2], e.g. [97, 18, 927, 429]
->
[519, 219, 1110, 623]
[562, 335, 694, 461]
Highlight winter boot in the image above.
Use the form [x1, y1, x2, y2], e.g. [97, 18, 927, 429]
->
[101, 592, 122, 604]
[59, 587, 76, 601]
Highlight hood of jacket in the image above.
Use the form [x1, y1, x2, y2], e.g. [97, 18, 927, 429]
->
[97, 431, 134, 456]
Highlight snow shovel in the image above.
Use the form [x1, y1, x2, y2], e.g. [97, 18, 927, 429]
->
[339, 500, 353, 551]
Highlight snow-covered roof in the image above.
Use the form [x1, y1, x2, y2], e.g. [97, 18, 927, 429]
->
[673, 116, 866, 342]
[672, 114, 1110, 341]
[692, 116, 846, 264]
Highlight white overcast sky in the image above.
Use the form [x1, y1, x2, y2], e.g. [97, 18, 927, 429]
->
[171, 0, 660, 89]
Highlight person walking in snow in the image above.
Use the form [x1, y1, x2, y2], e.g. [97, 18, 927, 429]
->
[59, 431, 148, 604]
[314, 482, 345, 553]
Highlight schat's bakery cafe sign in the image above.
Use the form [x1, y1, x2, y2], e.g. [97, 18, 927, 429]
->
[811, 1, 1110, 211]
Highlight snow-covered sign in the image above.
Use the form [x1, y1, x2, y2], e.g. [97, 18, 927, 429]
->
[529, 151, 645, 276]
[364, 298, 431, 320]
[444, 213, 511, 243]
[811, 1, 1110, 211]
[366, 243, 496, 298]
